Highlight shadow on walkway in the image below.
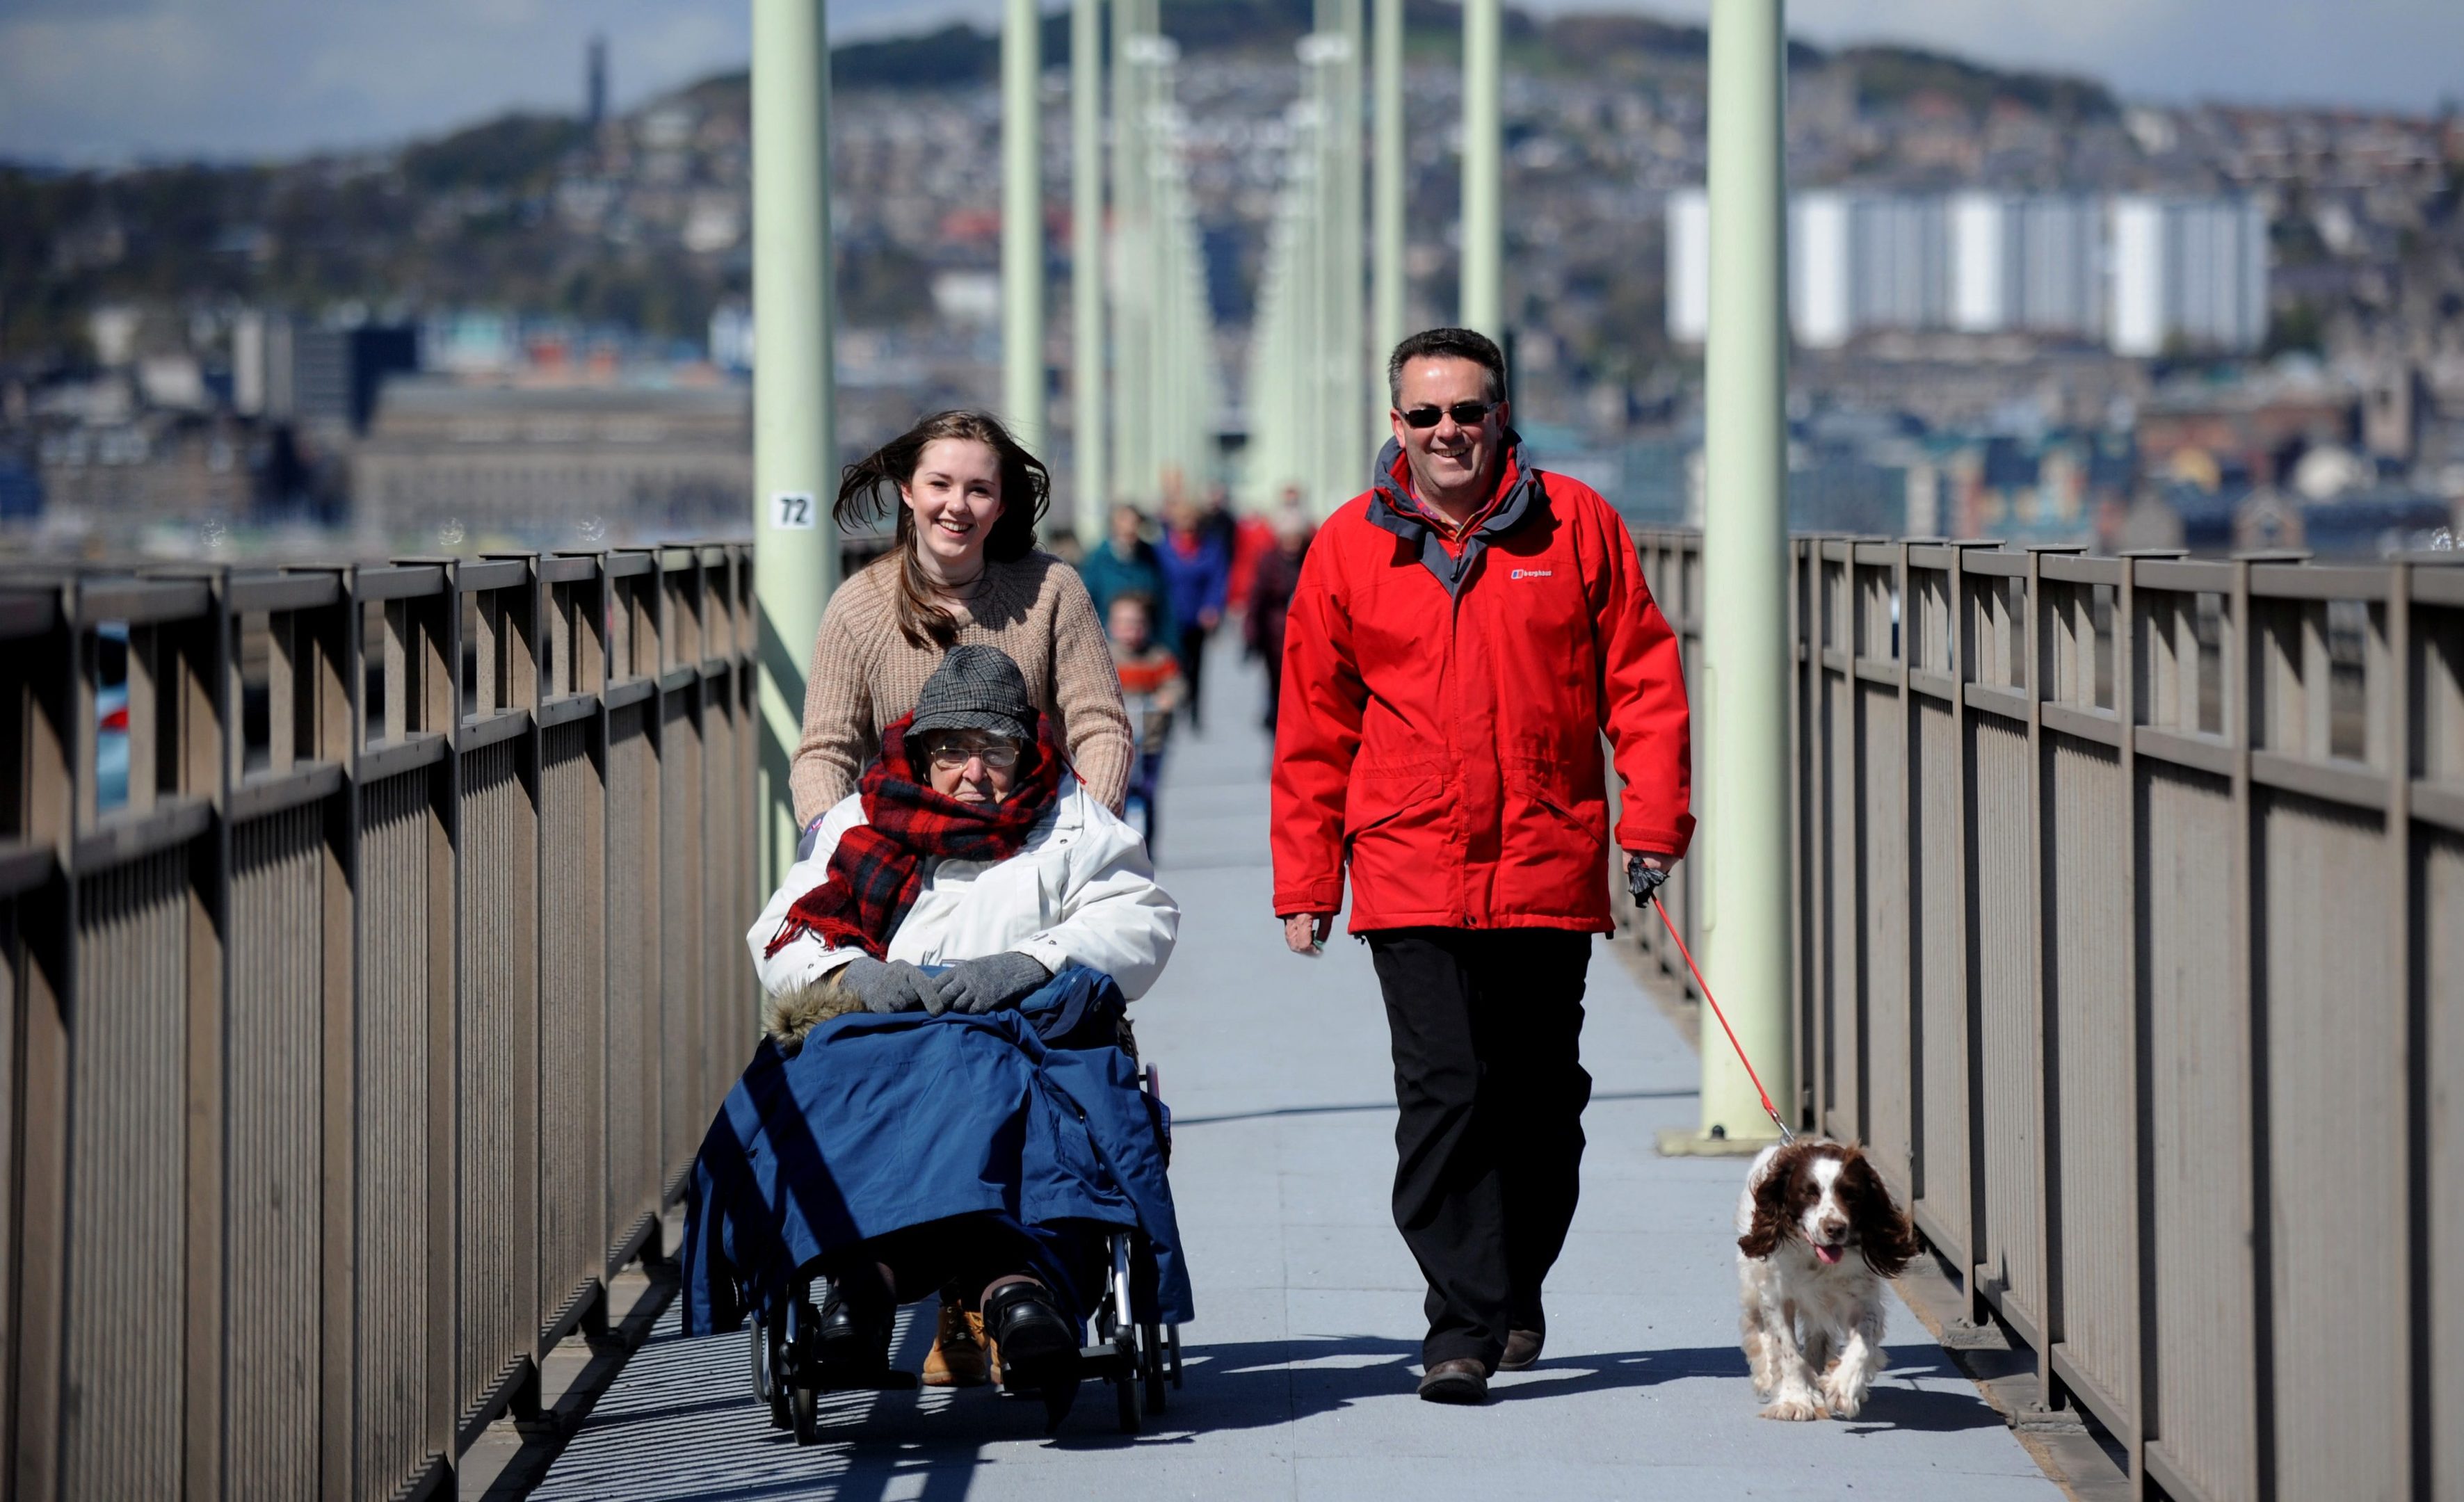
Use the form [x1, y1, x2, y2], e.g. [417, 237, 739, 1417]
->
[1156, 1334, 2003, 1436]
[553, 1325, 2007, 1502]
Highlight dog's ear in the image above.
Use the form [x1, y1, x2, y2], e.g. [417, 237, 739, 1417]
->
[1737, 1149, 1796, 1259]
[1840, 1152, 1921, 1279]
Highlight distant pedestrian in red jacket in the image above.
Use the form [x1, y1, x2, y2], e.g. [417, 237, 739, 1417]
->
[1269, 327, 1693, 1406]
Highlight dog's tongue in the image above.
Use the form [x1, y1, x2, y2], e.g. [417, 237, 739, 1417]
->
[1814, 1244, 1843, 1266]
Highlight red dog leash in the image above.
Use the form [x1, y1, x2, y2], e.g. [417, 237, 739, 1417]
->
[1648, 891, 1795, 1146]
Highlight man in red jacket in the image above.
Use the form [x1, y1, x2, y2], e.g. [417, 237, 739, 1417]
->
[1271, 327, 1693, 1405]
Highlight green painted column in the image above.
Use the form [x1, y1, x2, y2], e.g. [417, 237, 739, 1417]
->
[1696, 0, 1794, 1145]
[1002, 0, 1045, 457]
[1110, 8, 1154, 504]
[750, 0, 837, 894]
[1372, 0, 1405, 364]
[1070, 0, 1106, 543]
[1458, 0, 1501, 340]
[1330, 0, 1365, 492]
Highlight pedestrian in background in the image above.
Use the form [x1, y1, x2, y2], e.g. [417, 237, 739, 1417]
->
[1198, 481, 1239, 558]
[1269, 328, 1693, 1406]
[1104, 592, 1183, 853]
[1225, 490, 1275, 618]
[1156, 498, 1229, 733]
[1078, 502, 1177, 644]
[1241, 504, 1312, 731]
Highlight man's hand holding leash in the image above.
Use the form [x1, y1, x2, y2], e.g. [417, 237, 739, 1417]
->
[1626, 851, 1674, 902]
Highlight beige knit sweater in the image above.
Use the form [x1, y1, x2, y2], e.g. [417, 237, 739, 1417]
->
[790, 550, 1134, 826]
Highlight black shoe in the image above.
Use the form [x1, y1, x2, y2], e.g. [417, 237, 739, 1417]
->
[814, 1275, 892, 1371]
[1417, 1357, 1490, 1404]
[984, 1280, 1074, 1369]
[985, 1281, 1081, 1430]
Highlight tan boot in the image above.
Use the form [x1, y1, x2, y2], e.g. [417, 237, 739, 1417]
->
[921, 1298, 990, 1388]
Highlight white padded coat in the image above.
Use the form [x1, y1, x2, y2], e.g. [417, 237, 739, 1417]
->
[747, 775, 1179, 1001]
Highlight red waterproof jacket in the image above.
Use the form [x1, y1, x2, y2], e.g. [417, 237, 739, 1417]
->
[1270, 436, 1693, 934]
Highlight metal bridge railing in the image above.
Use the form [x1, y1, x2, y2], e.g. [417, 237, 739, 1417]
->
[1, 543, 757, 1501]
[1628, 528, 2464, 1502]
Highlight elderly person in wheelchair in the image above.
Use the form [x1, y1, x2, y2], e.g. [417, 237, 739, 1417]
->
[682, 645, 1186, 1436]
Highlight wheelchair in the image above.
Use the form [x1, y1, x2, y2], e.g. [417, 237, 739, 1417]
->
[746, 1060, 1184, 1439]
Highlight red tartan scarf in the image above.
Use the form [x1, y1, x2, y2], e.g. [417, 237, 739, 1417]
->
[764, 711, 1065, 961]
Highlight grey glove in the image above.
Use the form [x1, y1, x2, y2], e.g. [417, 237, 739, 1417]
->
[1626, 853, 1671, 903]
[926, 951, 1051, 1016]
[839, 957, 938, 1014]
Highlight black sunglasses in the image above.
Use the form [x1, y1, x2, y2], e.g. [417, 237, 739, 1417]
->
[1396, 400, 1499, 430]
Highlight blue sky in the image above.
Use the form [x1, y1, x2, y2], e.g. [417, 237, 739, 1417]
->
[2, 0, 2457, 167]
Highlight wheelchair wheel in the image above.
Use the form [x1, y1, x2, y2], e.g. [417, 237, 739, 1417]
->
[1168, 1325, 1184, 1389]
[750, 1318, 771, 1403]
[1142, 1320, 1168, 1414]
[786, 1279, 822, 1444]
[790, 1381, 819, 1445]
[1113, 1367, 1141, 1435]
[764, 1310, 792, 1429]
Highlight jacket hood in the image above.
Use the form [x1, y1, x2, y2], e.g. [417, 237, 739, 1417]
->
[1366, 428, 1545, 598]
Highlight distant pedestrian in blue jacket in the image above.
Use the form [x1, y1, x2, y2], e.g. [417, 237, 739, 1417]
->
[1077, 504, 1177, 644]
[1157, 498, 1230, 732]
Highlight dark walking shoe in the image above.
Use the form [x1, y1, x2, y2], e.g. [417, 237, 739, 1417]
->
[1497, 1328, 1545, 1371]
[984, 1280, 1074, 1368]
[1417, 1357, 1490, 1404]
[985, 1280, 1081, 1430]
[814, 1275, 893, 1371]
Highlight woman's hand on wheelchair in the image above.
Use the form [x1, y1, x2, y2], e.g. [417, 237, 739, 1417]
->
[926, 951, 1051, 1015]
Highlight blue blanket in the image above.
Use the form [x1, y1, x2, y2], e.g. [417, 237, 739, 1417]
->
[680, 968, 1193, 1336]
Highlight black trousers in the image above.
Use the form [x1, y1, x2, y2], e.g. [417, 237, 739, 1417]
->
[1367, 927, 1593, 1369]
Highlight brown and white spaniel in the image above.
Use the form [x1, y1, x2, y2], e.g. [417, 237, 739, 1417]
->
[1734, 1139, 1921, 1420]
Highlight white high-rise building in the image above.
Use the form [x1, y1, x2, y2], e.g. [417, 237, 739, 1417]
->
[1950, 193, 2009, 333]
[2109, 196, 2269, 356]
[1851, 194, 1949, 333]
[1666, 188, 1712, 345]
[1791, 192, 1853, 349]
[2109, 197, 2167, 357]
[1666, 189, 2262, 355]
[2015, 197, 2102, 337]
[1949, 194, 2102, 338]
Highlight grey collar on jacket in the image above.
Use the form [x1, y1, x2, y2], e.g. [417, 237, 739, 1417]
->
[1364, 430, 1547, 599]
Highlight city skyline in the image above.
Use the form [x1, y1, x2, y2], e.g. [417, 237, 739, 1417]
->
[2, 0, 2459, 168]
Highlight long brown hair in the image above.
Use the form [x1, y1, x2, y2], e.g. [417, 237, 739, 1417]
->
[834, 410, 1051, 647]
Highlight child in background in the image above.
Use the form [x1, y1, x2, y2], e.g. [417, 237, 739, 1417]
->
[1106, 592, 1183, 855]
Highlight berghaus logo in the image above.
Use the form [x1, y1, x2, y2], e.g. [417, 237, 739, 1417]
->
[1511, 568, 1553, 580]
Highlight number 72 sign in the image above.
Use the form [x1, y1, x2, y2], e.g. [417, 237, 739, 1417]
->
[770, 492, 816, 531]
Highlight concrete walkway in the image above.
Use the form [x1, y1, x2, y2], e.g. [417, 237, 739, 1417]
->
[524, 646, 2066, 1501]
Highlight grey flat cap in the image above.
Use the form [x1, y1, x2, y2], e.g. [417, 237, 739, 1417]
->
[907, 645, 1035, 746]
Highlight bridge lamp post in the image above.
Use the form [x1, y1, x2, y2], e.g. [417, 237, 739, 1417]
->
[750, 0, 837, 893]
[1071, 0, 1106, 544]
[1691, 0, 1795, 1147]
[1002, 0, 1046, 460]
[1458, 0, 1501, 341]
[1372, 0, 1405, 366]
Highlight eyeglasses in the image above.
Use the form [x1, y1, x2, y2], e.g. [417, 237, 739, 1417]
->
[1396, 400, 1499, 430]
[921, 738, 1021, 770]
